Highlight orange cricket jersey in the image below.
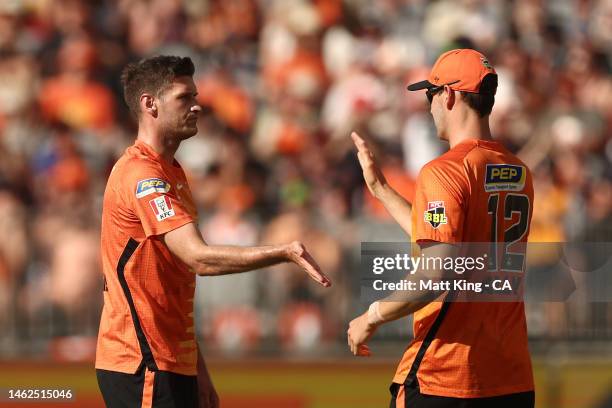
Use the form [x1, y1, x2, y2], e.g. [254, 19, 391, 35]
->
[393, 139, 535, 398]
[96, 140, 199, 376]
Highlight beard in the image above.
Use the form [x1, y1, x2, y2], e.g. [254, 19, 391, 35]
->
[176, 123, 198, 140]
[161, 118, 198, 141]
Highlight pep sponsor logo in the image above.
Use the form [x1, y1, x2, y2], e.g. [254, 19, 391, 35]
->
[485, 164, 525, 192]
[136, 178, 171, 198]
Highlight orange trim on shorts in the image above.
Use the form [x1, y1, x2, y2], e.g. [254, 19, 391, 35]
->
[141, 368, 155, 408]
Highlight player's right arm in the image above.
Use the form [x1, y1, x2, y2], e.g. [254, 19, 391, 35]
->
[162, 222, 331, 287]
[348, 156, 468, 356]
[124, 161, 331, 288]
[351, 132, 413, 237]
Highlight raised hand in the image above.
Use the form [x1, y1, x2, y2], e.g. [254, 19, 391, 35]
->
[287, 241, 332, 287]
[351, 132, 388, 198]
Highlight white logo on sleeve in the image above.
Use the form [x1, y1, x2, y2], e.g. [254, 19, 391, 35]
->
[149, 196, 176, 221]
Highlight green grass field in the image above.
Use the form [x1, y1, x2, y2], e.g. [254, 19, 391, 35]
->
[0, 359, 610, 407]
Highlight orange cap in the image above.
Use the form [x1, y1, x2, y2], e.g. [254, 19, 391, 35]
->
[407, 49, 497, 94]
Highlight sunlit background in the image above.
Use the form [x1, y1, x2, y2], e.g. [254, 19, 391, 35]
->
[0, 0, 610, 407]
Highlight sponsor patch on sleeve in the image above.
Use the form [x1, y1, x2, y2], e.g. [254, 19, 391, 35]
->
[424, 201, 447, 228]
[136, 178, 171, 198]
[484, 164, 525, 192]
[149, 196, 175, 221]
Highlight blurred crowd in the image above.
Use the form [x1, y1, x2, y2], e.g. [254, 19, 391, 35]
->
[0, 0, 610, 357]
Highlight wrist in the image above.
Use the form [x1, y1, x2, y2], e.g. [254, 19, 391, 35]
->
[367, 301, 385, 327]
[373, 184, 392, 201]
[283, 241, 300, 262]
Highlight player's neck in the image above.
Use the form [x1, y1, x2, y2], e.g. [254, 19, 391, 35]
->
[136, 126, 179, 163]
[447, 114, 492, 148]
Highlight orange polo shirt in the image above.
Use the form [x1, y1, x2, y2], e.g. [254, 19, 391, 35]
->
[393, 139, 535, 398]
[96, 140, 198, 376]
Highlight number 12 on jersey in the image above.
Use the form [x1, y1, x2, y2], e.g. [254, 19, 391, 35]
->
[487, 193, 530, 273]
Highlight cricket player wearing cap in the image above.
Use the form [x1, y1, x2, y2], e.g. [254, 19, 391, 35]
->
[348, 49, 535, 407]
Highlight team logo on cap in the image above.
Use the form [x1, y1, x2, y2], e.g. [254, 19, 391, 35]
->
[484, 164, 525, 192]
[481, 57, 492, 69]
[424, 201, 448, 229]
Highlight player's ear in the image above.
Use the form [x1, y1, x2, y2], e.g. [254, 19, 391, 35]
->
[445, 86, 455, 110]
[141, 93, 158, 117]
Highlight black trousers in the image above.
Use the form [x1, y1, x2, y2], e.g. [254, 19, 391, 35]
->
[390, 383, 535, 408]
[97, 365, 198, 408]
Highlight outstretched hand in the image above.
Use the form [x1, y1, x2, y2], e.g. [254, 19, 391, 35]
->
[351, 132, 388, 198]
[287, 241, 332, 287]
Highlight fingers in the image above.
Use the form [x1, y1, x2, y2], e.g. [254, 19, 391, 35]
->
[298, 251, 332, 287]
[351, 131, 369, 153]
[356, 150, 368, 167]
[352, 133, 376, 171]
[347, 323, 354, 354]
[358, 151, 374, 170]
[357, 344, 371, 357]
[347, 330, 371, 356]
[355, 150, 373, 180]
[348, 331, 357, 355]
[289, 243, 332, 287]
[309, 267, 331, 287]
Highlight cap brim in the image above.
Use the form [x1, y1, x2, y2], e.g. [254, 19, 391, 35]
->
[407, 80, 433, 91]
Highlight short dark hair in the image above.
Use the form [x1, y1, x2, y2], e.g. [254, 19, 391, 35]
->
[120, 56, 195, 117]
[460, 73, 498, 117]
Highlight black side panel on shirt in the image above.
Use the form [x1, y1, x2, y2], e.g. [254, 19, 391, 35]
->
[116, 237, 159, 371]
[404, 291, 456, 386]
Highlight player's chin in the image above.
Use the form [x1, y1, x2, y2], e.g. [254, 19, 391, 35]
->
[178, 125, 198, 139]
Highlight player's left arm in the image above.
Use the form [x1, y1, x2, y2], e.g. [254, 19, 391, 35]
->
[347, 242, 457, 356]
